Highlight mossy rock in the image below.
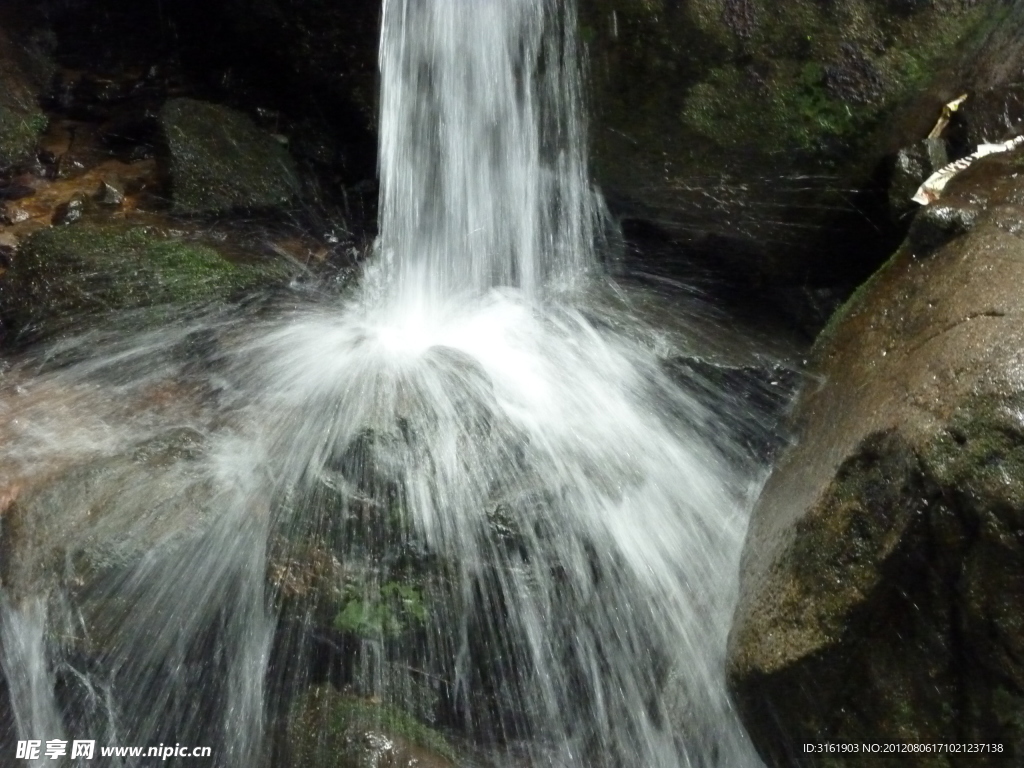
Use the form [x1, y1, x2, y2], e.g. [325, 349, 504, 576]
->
[0, 221, 290, 341]
[0, 102, 46, 169]
[159, 97, 301, 214]
[0, 30, 47, 168]
[287, 686, 457, 768]
[333, 580, 430, 639]
[580, 0, 1008, 284]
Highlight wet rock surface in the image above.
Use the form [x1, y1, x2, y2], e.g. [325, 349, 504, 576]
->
[159, 98, 300, 214]
[0, 8, 366, 349]
[728, 146, 1024, 766]
[286, 686, 457, 768]
[0, 426, 214, 607]
[0, 221, 292, 345]
[580, 0, 1019, 290]
[0, 25, 49, 170]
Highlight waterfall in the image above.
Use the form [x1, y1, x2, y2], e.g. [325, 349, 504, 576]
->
[378, 0, 594, 306]
[0, 1, 768, 766]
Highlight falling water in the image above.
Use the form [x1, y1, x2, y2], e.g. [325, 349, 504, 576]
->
[377, 0, 594, 305]
[0, 0, 775, 766]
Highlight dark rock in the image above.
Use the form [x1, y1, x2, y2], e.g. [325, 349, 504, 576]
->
[722, 0, 759, 40]
[95, 179, 125, 207]
[728, 144, 1024, 766]
[0, 221, 291, 344]
[51, 195, 85, 225]
[581, 0, 1013, 287]
[0, 181, 35, 201]
[906, 201, 980, 254]
[0, 28, 48, 169]
[888, 137, 949, 221]
[286, 686, 456, 768]
[158, 98, 301, 214]
[99, 110, 161, 161]
[824, 43, 885, 106]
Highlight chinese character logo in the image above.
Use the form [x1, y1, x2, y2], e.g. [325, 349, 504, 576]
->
[71, 741, 96, 759]
[44, 740, 68, 760]
[16, 741, 41, 760]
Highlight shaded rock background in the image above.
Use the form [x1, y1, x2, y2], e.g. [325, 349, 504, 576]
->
[0, 25, 49, 170]
[0, 1, 372, 349]
[7, 0, 1024, 334]
[580, 0, 1019, 294]
[159, 98, 300, 214]
[36, 0, 380, 193]
[727, 145, 1024, 765]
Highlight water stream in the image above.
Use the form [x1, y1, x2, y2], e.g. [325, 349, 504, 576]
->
[0, 0, 778, 765]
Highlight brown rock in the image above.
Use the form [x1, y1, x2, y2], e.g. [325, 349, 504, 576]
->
[728, 147, 1024, 765]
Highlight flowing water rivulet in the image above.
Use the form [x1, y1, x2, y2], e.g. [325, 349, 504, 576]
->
[1, 1, 775, 766]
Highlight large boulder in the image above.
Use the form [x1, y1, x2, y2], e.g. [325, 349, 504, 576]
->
[0, 425, 214, 607]
[727, 146, 1024, 764]
[581, 0, 1020, 286]
[159, 98, 301, 214]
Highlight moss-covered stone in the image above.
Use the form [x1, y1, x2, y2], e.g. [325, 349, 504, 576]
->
[159, 98, 300, 214]
[287, 686, 457, 768]
[581, 0, 1007, 284]
[0, 221, 289, 341]
[0, 29, 47, 168]
[0, 104, 46, 169]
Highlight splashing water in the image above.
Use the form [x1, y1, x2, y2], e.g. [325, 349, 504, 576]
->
[0, 0, 773, 766]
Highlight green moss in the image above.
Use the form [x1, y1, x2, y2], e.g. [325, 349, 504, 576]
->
[0, 102, 46, 168]
[160, 98, 300, 214]
[1, 222, 288, 340]
[334, 580, 429, 639]
[289, 686, 456, 767]
[925, 393, 1024, 515]
[681, 51, 878, 157]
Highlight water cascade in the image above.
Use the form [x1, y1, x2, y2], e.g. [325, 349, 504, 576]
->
[0, 0, 774, 765]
